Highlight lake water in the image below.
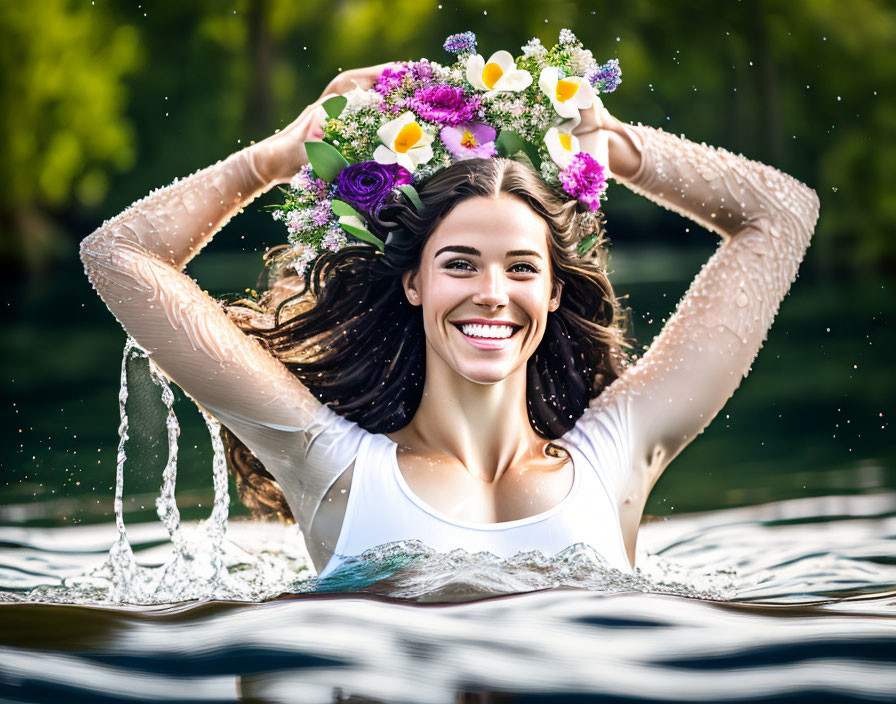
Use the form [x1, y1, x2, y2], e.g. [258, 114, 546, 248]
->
[2, 247, 894, 702]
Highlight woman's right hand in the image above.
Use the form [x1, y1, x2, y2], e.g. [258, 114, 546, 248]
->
[253, 63, 399, 184]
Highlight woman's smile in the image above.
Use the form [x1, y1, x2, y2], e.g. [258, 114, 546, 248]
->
[451, 320, 523, 349]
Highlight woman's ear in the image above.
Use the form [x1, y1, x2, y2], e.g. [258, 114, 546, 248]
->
[402, 269, 421, 306]
[548, 279, 564, 311]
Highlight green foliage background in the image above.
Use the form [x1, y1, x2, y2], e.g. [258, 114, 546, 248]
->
[1, 0, 894, 276]
[2, 1, 893, 528]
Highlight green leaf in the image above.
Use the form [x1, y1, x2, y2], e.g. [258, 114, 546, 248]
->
[322, 95, 347, 119]
[330, 199, 363, 218]
[399, 184, 425, 213]
[495, 129, 525, 158]
[495, 130, 542, 170]
[577, 233, 599, 257]
[305, 141, 350, 182]
[340, 222, 385, 251]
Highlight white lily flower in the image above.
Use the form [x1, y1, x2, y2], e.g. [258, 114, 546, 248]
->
[466, 50, 532, 94]
[538, 66, 596, 119]
[373, 111, 434, 172]
[544, 128, 581, 170]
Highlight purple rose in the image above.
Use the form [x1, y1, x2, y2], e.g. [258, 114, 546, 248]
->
[409, 85, 482, 126]
[335, 161, 413, 213]
[440, 122, 497, 161]
[558, 153, 608, 211]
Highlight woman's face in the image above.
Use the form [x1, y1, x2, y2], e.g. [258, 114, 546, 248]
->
[402, 194, 563, 385]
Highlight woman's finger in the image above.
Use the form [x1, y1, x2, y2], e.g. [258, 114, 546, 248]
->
[324, 62, 399, 95]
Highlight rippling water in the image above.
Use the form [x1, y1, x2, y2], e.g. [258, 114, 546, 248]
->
[2, 492, 894, 703]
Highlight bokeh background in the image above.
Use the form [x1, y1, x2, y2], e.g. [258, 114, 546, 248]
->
[2, 0, 894, 529]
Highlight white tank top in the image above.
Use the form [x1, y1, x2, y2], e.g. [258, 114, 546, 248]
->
[318, 424, 634, 579]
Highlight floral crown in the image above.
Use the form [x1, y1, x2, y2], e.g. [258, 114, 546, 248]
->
[272, 29, 621, 277]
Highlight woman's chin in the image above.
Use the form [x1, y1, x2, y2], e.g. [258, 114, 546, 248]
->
[453, 359, 518, 385]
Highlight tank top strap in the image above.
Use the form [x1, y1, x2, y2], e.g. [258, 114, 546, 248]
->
[343, 432, 406, 520]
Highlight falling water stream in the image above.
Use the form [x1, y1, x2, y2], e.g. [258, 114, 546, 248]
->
[82, 339, 236, 605]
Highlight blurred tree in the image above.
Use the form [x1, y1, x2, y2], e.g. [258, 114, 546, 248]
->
[1, 0, 894, 275]
[0, 0, 141, 274]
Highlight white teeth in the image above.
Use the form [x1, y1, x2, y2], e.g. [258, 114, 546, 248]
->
[459, 323, 515, 339]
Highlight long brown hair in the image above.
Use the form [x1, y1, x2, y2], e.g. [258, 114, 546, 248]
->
[223, 157, 638, 520]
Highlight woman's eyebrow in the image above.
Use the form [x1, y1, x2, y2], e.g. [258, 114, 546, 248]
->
[434, 245, 543, 259]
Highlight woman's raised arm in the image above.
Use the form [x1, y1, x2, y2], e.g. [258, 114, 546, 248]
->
[80, 67, 393, 530]
[574, 113, 821, 510]
[79, 127, 328, 431]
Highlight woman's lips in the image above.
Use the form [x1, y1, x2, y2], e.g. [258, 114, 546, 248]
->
[451, 322, 521, 350]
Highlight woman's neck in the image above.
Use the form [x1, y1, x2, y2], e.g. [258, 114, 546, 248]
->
[392, 356, 544, 484]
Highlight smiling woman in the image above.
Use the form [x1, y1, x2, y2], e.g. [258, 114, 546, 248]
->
[80, 55, 819, 579]
[218, 155, 637, 571]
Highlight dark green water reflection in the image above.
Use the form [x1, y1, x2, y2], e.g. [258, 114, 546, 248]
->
[2, 247, 893, 528]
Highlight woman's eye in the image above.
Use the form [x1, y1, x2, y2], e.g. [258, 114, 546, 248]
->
[444, 260, 475, 271]
[510, 263, 539, 274]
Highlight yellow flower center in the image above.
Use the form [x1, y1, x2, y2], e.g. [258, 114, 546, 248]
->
[460, 131, 478, 148]
[394, 121, 423, 153]
[556, 78, 579, 103]
[482, 62, 504, 90]
[558, 134, 573, 151]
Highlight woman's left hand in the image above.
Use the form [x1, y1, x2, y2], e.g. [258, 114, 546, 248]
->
[571, 100, 641, 179]
[572, 99, 623, 139]
[253, 63, 399, 184]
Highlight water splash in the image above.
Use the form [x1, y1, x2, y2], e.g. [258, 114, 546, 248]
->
[106, 337, 141, 603]
[147, 356, 187, 596]
[309, 540, 739, 603]
[199, 408, 230, 592]
[69, 338, 249, 604]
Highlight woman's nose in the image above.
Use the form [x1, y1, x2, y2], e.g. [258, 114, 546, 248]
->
[471, 268, 509, 307]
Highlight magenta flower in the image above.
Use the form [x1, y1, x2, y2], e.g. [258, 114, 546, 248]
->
[440, 122, 497, 161]
[558, 152, 608, 211]
[375, 64, 409, 96]
[409, 85, 481, 126]
[408, 59, 435, 86]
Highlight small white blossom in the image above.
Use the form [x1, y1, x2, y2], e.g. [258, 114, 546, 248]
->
[540, 159, 560, 181]
[521, 37, 547, 58]
[344, 85, 383, 110]
[271, 209, 284, 221]
[322, 229, 347, 252]
[286, 209, 312, 231]
[289, 172, 308, 191]
[558, 28, 580, 46]
[568, 47, 597, 76]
